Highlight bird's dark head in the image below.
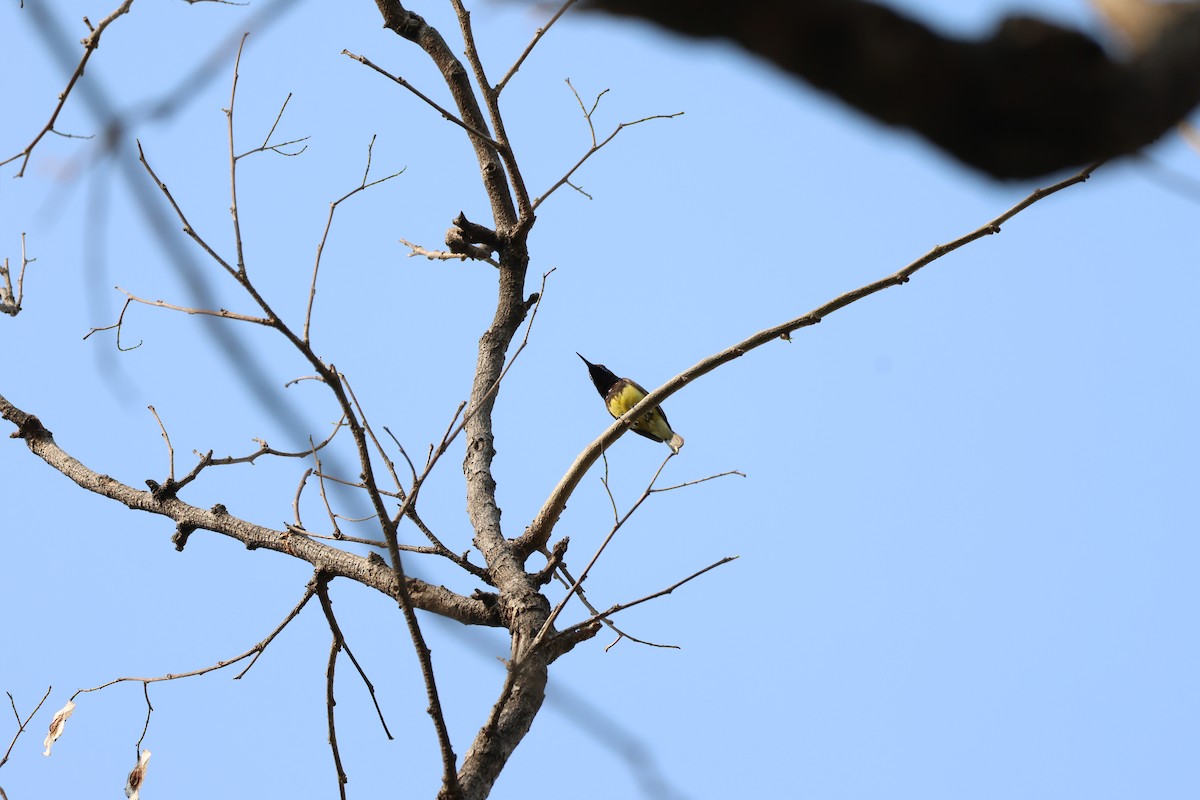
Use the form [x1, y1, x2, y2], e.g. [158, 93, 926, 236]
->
[577, 353, 620, 397]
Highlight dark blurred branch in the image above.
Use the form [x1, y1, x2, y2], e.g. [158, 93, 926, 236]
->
[587, 0, 1200, 178]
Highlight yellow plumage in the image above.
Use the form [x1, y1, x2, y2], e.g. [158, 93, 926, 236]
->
[578, 354, 685, 454]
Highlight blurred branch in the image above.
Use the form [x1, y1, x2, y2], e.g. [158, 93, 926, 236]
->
[587, 0, 1200, 178]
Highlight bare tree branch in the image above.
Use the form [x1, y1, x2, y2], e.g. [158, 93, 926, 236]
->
[0, 391, 500, 625]
[519, 160, 1102, 556]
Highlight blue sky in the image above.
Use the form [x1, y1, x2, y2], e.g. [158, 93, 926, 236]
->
[2, 1, 1198, 798]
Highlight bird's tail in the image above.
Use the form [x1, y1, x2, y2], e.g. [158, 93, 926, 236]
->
[668, 433, 684, 454]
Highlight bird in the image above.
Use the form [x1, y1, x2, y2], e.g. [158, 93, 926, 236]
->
[577, 353, 684, 454]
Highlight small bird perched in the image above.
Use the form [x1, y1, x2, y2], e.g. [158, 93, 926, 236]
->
[577, 353, 685, 454]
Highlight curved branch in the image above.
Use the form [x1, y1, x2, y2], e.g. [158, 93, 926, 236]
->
[519, 161, 1101, 554]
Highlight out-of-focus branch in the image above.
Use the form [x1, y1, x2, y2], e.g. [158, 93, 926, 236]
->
[587, 0, 1200, 179]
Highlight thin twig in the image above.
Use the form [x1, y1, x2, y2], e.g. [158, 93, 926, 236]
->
[495, 0, 579, 94]
[305, 136, 405, 342]
[315, 576, 349, 799]
[653, 470, 746, 493]
[554, 465, 742, 651]
[83, 297, 143, 350]
[136, 683, 153, 750]
[70, 580, 316, 700]
[311, 438, 344, 538]
[204, 422, 345, 468]
[0, 686, 52, 769]
[236, 93, 309, 158]
[227, 34, 250, 277]
[530, 454, 676, 654]
[115, 286, 271, 325]
[147, 405, 175, 484]
[293, 467, 312, 529]
[561, 556, 740, 647]
[533, 83, 683, 209]
[553, 559, 679, 651]
[342, 379, 486, 578]
[315, 577, 394, 741]
[341, 50, 501, 150]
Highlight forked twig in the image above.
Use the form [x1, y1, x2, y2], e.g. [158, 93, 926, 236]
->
[530, 454, 667, 653]
[315, 575, 392, 800]
[236, 92, 309, 159]
[533, 81, 683, 209]
[83, 297, 143, 350]
[562, 556, 741, 647]
[0, 686, 52, 769]
[69, 580, 316, 708]
[0, 234, 33, 317]
[306, 135, 405, 342]
[540, 463, 743, 653]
